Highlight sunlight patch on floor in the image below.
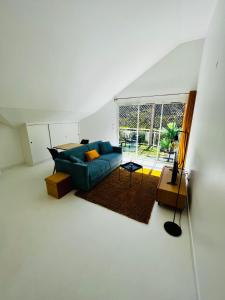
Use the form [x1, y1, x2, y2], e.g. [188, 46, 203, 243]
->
[136, 167, 161, 177]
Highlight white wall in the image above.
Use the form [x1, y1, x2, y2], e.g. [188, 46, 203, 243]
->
[186, 1, 225, 299]
[80, 40, 203, 145]
[80, 101, 118, 146]
[118, 39, 204, 98]
[0, 124, 24, 170]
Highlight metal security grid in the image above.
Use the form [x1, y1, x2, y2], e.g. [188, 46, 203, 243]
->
[119, 102, 185, 161]
[119, 105, 138, 152]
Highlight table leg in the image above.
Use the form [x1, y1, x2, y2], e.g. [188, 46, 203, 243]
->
[129, 171, 132, 187]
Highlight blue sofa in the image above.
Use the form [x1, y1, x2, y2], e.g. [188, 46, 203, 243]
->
[55, 141, 122, 191]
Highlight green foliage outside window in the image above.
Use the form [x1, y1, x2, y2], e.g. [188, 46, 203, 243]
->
[160, 122, 180, 151]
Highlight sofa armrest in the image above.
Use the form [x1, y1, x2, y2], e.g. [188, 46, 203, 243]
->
[55, 158, 90, 190]
[55, 159, 89, 176]
[113, 146, 122, 154]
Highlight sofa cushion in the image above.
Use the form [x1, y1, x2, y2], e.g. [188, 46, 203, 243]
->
[58, 145, 89, 161]
[87, 159, 110, 181]
[85, 149, 100, 161]
[87, 141, 102, 153]
[98, 153, 122, 168]
[99, 141, 113, 154]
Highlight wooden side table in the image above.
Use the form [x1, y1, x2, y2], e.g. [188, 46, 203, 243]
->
[156, 166, 187, 210]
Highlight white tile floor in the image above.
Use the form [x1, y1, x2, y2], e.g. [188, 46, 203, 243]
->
[0, 161, 197, 300]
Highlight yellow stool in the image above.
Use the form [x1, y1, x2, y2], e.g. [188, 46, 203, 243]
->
[45, 172, 72, 199]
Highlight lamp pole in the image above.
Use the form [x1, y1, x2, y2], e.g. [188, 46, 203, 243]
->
[164, 131, 188, 237]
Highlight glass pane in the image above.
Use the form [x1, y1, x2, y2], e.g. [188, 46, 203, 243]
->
[159, 103, 185, 163]
[119, 105, 138, 158]
[138, 104, 155, 158]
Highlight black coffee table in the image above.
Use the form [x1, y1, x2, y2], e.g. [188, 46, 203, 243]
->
[119, 162, 143, 187]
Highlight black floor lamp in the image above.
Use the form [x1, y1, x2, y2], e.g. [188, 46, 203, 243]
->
[164, 131, 189, 237]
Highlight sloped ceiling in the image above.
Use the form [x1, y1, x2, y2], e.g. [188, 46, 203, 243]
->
[117, 39, 204, 99]
[0, 0, 216, 125]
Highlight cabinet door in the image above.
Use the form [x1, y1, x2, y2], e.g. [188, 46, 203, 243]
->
[27, 124, 51, 164]
[49, 123, 79, 147]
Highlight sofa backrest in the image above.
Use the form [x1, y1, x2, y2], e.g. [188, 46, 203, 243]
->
[87, 141, 102, 153]
[58, 141, 102, 161]
[58, 145, 89, 161]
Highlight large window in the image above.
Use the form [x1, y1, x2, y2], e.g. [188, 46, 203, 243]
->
[119, 102, 185, 162]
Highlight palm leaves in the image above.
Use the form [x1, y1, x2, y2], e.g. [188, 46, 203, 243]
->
[160, 122, 179, 151]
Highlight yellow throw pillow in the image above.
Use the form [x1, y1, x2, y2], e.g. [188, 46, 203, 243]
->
[85, 149, 100, 161]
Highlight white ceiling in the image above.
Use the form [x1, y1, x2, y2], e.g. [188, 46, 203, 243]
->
[0, 0, 216, 122]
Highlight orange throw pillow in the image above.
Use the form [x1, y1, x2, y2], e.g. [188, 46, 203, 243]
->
[85, 149, 100, 161]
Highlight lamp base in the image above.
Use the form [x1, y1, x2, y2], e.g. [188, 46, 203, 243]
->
[164, 221, 182, 237]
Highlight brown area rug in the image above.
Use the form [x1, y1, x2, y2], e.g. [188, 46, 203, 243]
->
[76, 168, 160, 224]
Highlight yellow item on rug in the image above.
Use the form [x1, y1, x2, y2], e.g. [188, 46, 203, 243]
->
[136, 167, 161, 177]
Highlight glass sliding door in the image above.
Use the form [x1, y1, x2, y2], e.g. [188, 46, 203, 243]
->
[158, 103, 185, 163]
[137, 104, 154, 158]
[119, 102, 185, 167]
[119, 105, 138, 160]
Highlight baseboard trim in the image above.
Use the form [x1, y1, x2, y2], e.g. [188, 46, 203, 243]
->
[0, 162, 24, 172]
[187, 192, 201, 300]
